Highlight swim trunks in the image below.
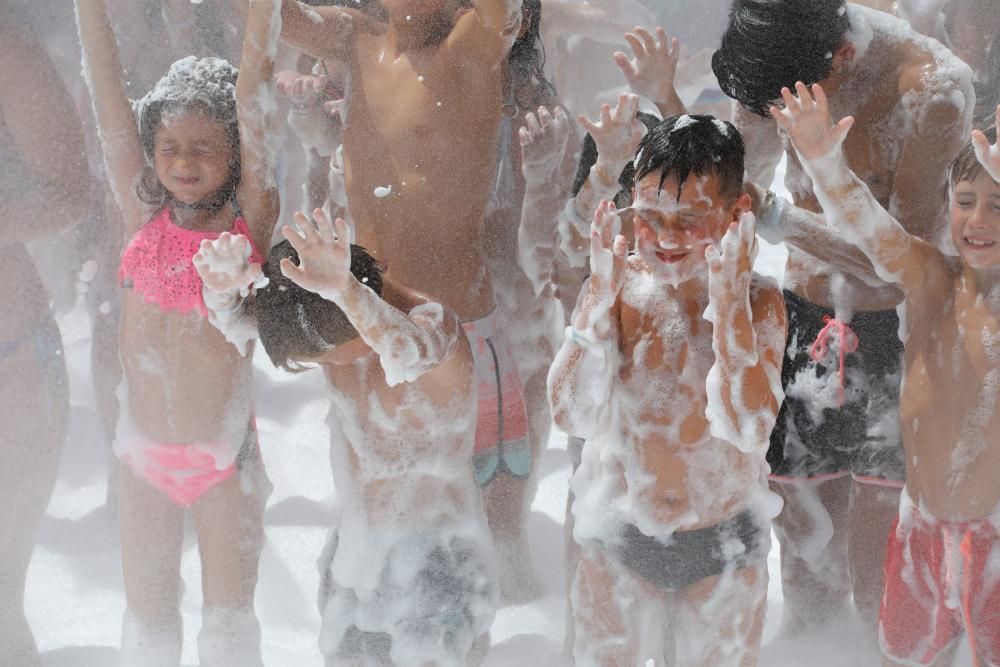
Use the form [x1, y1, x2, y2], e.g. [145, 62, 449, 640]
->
[317, 529, 495, 667]
[118, 421, 259, 507]
[607, 510, 767, 592]
[768, 290, 905, 485]
[879, 490, 1000, 665]
[463, 311, 531, 487]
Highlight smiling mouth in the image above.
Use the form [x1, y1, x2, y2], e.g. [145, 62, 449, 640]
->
[655, 249, 689, 264]
[964, 237, 997, 249]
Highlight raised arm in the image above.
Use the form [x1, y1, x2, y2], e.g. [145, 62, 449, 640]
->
[447, 0, 523, 62]
[75, 0, 147, 235]
[518, 105, 572, 295]
[559, 93, 645, 267]
[281, 209, 459, 387]
[972, 105, 1000, 182]
[889, 58, 974, 241]
[235, 0, 282, 250]
[278, 1, 363, 61]
[704, 214, 786, 453]
[613, 26, 686, 119]
[0, 21, 88, 244]
[771, 83, 946, 290]
[548, 201, 625, 439]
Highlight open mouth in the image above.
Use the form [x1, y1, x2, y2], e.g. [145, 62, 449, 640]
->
[175, 176, 199, 186]
[655, 249, 689, 264]
[964, 237, 997, 249]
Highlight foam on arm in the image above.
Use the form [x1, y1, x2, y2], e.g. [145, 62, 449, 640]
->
[325, 280, 459, 387]
[548, 281, 619, 439]
[558, 162, 621, 267]
[202, 288, 260, 357]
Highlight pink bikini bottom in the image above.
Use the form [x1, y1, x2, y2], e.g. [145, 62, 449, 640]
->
[120, 424, 257, 507]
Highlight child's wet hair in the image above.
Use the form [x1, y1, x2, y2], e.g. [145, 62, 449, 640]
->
[134, 56, 242, 209]
[256, 240, 384, 372]
[950, 126, 1000, 188]
[633, 115, 745, 201]
[712, 0, 850, 117]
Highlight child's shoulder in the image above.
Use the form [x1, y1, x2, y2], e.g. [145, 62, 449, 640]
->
[748, 272, 786, 324]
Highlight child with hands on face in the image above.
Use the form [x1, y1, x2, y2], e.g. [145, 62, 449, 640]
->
[196, 209, 497, 667]
[775, 88, 1000, 667]
[548, 116, 786, 667]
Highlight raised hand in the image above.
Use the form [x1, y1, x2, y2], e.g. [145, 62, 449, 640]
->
[193, 232, 263, 295]
[577, 93, 645, 168]
[276, 72, 327, 110]
[588, 199, 628, 304]
[706, 212, 757, 318]
[613, 26, 680, 107]
[519, 106, 571, 184]
[770, 82, 855, 163]
[280, 208, 353, 298]
[971, 105, 1000, 183]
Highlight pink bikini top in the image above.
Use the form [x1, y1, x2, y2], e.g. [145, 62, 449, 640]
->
[119, 206, 264, 317]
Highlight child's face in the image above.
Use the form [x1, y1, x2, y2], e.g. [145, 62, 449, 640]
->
[950, 173, 1000, 270]
[628, 171, 741, 284]
[153, 110, 234, 206]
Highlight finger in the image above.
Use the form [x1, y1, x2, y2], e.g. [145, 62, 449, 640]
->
[282, 223, 308, 251]
[654, 26, 668, 53]
[612, 234, 627, 258]
[624, 93, 639, 120]
[667, 37, 680, 66]
[635, 27, 656, 55]
[519, 126, 531, 147]
[537, 106, 552, 128]
[279, 256, 307, 284]
[525, 111, 541, 135]
[836, 115, 855, 140]
[705, 244, 721, 270]
[324, 100, 342, 117]
[812, 83, 829, 114]
[599, 102, 612, 126]
[769, 104, 789, 130]
[794, 81, 813, 109]
[577, 114, 599, 135]
[333, 217, 350, 247]
[614, 52, 637, 81]
[552, 106, 569, 128]
[296, 210, 320, 241]
[317, 215, 337, 243]
[623, 32, 645, 58]
[312, 207, 331, 229]
[780, 86, 798, 113]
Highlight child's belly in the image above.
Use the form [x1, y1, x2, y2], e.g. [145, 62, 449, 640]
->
[120, 294, 252, 443]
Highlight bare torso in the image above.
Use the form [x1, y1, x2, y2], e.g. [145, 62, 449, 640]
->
[782, 6, 964, 311]
[900, 264, 1000, 520]
[573, 259, 765, 539]
[342, 26, 505, 321]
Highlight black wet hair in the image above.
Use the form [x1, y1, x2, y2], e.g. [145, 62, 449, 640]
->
[633, 114, 745, 201]
[135, 57, 242, 211]
[571, 111, 661, 205]
[950, 126, 999, 188]
[712, 0, 851, 117]
[255, 241, 384, 372]
[508, 0, 558, 106]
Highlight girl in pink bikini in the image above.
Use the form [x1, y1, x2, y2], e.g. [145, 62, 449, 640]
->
[76, 1, 281, 663]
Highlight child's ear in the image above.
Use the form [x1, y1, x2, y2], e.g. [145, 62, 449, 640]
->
[732, 192, 752, 221]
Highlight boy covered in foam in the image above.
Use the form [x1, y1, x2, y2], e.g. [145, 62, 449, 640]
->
[775, 84, 1000, 667]
[194, 210, 495, 667]
[713, 0, 974, 633]
[548, 116, 786, 666]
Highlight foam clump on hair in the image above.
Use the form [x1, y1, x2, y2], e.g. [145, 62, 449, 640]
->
[134, 56, 239, 144]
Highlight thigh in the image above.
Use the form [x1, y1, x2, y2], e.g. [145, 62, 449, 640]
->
[119, 462, 186, 614]
[675, 562, 768, 667]
[192, 451, 271, 608]
[571, 542, 669, 667]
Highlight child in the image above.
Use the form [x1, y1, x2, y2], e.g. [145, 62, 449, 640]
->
[194, 209, 496, 666]
[75, 0, 280, 663]
[548, 115, 786, 666]
[774, 86, 1000, 667]
[277, 0, 540, 599]
[713, 0, 974, 631]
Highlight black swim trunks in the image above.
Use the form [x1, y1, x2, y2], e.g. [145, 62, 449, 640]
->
[767, 290, 906, 483]
[609, 510, 766, 592]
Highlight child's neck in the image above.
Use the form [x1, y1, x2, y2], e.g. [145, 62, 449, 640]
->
[169, 201, 229, 231]
[967, 265, 1000, 312]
